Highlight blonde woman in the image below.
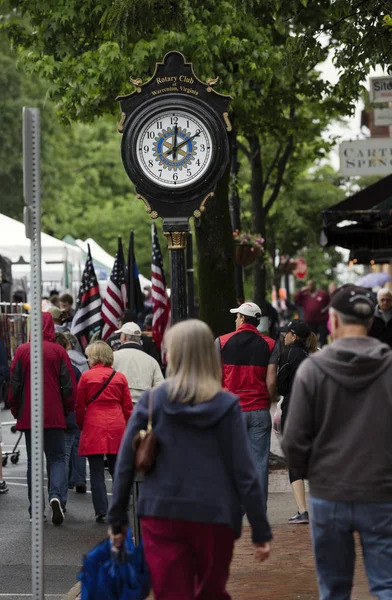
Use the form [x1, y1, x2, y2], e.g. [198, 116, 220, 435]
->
[107, 319, 272, 600]
[75, 341, 132, 523]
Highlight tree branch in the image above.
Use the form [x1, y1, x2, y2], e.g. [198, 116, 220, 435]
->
[237, 139, 250, 159]
[264, 135, 294, 215]
[263, 143, 283, 194]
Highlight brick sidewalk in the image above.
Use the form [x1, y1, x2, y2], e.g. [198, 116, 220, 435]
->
[228, 525, 371, 600]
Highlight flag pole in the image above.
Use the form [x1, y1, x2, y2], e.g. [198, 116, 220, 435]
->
[126, 230, 136, 322]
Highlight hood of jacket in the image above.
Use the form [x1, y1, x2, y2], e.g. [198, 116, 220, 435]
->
[68, 349, 89, 372]
[162, 386, 239, 429]
[42, 312, 55, 342]
[311, 336, 392, 390]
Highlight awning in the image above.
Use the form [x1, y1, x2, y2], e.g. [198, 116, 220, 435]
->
[321, 175, 392, 260]
[322, 174, 392, 227]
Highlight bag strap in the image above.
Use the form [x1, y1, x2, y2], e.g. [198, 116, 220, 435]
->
[146, 389, 154, 433]
[86, 370, 116, 407]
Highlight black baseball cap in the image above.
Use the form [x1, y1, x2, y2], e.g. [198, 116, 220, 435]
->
[330, 285, 374, 320]
[280, 319, 312, 339]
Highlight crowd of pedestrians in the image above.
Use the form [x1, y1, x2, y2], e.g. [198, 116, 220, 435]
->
[1, 278, 392, 599]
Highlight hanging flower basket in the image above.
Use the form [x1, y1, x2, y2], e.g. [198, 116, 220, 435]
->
[233, 231, 264, 267]
[234, 243, 261, 266]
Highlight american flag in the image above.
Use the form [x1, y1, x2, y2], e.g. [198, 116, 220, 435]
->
[101, 237, 127, 341]
[71, 245, 102, 349]
[151, 224, 171, 354]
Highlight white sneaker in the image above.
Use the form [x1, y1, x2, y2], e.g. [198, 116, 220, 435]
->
[50, 498, 64, 525]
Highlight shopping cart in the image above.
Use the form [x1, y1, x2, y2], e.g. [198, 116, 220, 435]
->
[2, 425, 22, 466]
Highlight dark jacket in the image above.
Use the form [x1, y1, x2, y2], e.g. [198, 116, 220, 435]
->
[218, 324, 276, 412]
[0, 339, 9, 384]
[282, 336, 392, 503]
[368, 306, 392, 348]
[108, 383, 272, 544]
[277, 340, 308, 424]
[9, 313, 77, 430]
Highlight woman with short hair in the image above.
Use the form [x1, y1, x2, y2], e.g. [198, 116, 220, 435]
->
[75, 341, 132, 523]
[107, 319, 272, 600]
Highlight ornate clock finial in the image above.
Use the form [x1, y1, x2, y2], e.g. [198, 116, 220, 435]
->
[206, 76, 219, 87]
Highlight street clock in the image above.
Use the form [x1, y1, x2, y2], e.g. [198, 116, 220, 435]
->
[117, 51, 231, 221]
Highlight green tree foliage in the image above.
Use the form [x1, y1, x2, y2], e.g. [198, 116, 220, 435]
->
[3, 0, 390, 315]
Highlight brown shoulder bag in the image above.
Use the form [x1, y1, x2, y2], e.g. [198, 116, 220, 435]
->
[132, 389, 158, 475]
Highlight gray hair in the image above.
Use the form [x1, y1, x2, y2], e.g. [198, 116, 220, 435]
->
[63, 332, 78, 349]
[377, 288, 392, 301]
[330, 307, 373, 330]
[122, 333, 142, 344]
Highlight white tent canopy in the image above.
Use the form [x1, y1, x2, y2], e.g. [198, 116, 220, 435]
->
[0, 213, 83, 266]
[75, 238, 115, 271]
[75, 237, 152, 289]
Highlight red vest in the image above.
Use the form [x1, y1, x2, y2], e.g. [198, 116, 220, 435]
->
[218, 324, 275, 412]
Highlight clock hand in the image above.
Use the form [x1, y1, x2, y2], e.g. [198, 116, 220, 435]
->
[162, 129, 201, 158]
[174, 129, 200, 153]
[172, 124, 178, 161]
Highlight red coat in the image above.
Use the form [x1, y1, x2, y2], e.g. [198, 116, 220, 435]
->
[9, 312, 77, 430]
[76, 364, 133, 456]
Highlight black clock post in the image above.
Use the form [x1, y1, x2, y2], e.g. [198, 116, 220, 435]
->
[118, 51, 231, 323]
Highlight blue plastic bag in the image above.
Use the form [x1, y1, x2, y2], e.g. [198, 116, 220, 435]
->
[78, 529, 150, 600]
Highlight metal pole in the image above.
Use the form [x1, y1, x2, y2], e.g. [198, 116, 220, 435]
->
[163, 223, 189, 324]
[186, 232, 195, 318]
[23, 107, 44, 600]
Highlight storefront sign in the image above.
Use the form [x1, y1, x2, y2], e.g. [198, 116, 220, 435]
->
[374, 107, 392, 126]
[339, 139, 392, 175]
[369, 76, 392, 103]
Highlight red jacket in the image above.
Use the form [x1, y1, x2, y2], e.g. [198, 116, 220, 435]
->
[218, 324, 275, 412]
[76, 364, 133, 456]
[294, 289, 329, 323]
[9, 312, 77, 430]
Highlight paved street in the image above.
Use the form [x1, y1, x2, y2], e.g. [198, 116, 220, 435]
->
[0, 410, 106, 600]
[0, 408, 372, 599]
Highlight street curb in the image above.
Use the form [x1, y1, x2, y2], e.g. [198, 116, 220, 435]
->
[62, 582, 80, 600]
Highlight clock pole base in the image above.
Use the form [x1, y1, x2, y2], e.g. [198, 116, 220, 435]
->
[163, 223, 189, 324]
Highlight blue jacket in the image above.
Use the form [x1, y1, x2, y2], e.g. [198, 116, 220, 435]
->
[108, 383, 272, 544]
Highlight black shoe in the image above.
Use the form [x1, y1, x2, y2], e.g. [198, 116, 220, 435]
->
[289, 511, 309, 524]
[50, 498, 64, 525]
[75, 484, 87, 494]
[96, 515, 106, 524]
[0, 481, 9, 494]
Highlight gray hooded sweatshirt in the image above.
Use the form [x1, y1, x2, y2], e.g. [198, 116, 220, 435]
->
[282, 336, 392, 503]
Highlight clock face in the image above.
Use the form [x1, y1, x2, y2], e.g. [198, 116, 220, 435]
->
[136, 110, 213, 188]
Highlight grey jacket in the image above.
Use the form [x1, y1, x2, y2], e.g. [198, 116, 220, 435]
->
[282, 336, 392, 503]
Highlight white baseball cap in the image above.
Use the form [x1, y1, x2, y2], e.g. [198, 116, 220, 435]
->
[230, 302, 262, 318]
[115, 322, 142, 336]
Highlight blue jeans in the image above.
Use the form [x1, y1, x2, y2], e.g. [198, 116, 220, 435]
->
[25, 429, 65, 515]
[88, 454, 117, 517]
[69, 429, 86, 487]
[63, 431, 75, 507]
[310, 496, 392, 600]
[242, 409, 271, 511]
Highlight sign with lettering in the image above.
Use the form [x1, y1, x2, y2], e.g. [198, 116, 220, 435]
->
[374, 107, 392, 127]
[339, 139, 392, 175]
[369, 76, 392, 103]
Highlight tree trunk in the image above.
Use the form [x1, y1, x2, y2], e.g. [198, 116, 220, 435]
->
[195, 166, 237, 337]
[248, 135, 266, 307]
